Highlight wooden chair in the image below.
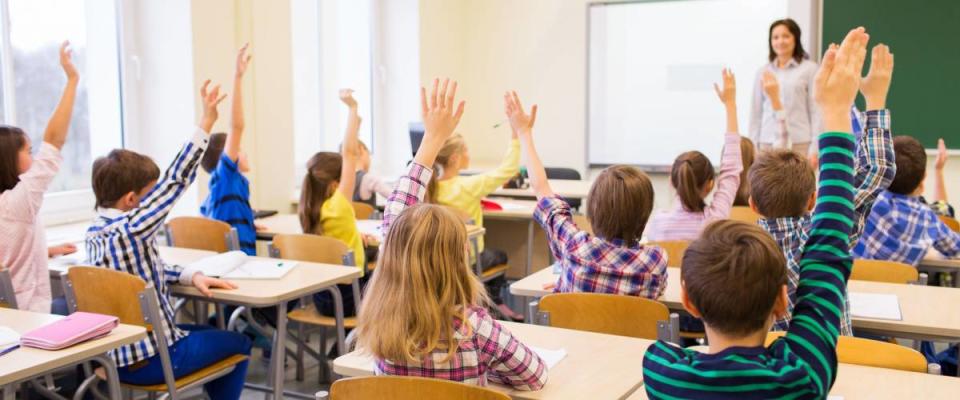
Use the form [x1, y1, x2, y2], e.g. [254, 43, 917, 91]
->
[532, 293, 678, 342]
[940, 215, 960, 232]
[648, 240, 689, 268]
[0, 268, 17, 309]
[765, 332, 927, 373]
[327, 376, 510, 400]
[571, 214, 593, 235]
[270, 233, 360, 382]
[165, 216, 239, 253]
[851, 259, 919, 284]
[729, 206, 761, 224]
[63, 266, 247, 399]
[444, 206, 508, 283]
[351, 202, 377, 220]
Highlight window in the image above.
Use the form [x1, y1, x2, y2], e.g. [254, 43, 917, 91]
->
[0, 0, 123, 200]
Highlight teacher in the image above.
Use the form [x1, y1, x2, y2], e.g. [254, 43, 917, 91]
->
[749, 18, 819, 155]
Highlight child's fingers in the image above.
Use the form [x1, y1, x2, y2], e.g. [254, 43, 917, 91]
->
[814, 45, 837, 90]
[453, 101, 466, 125]
[504, 92, 512, 115]
[438, 78, 450, 109]
[430, 78, 439, 109]
[713, 82, 722, 99]
[215, 93, 228, 106]
[420, 87, 428, 116]
[446, 81, 458, 109]
[512, 91, 524, 112]
[200, 79, 211, 97]
[529, 104, 538, 128]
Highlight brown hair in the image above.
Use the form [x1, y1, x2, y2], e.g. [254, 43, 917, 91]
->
[889, 136, 927, 195]
[356, 203, 488, 362]
[92, 149, 161, 209]
[299, 152, 342, 235]
[586, 165, 655, 243]
[682, 219, 787, 337]
[201, 132, 227, 173]
[0, 126, 27, 193]
[748, 149, 815, 218]
[425, 134, 466, 203]
[733, 137, 756, 206]
[670, 151, 714, 212]
[768, 18, 808, 63]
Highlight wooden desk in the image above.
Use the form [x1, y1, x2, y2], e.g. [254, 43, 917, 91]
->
[492, 180, 592, 200]
[0, 309, 146, 399]
[255, 214, 485, 242]
[483, 199, 552, 279]
[333, 321, 651, 399]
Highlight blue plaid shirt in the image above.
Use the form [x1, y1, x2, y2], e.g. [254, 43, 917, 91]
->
[854, 191, 960, 266]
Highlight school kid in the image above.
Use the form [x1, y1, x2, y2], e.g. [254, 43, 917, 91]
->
[750, 43, 896, 335]
[643, 27, 867, 398]
[351, 140, 393, 208]
[85, 81, 251, 399]
[0, 42, 78, 313]
[355, 78, 546, 389]
[646, 69, 742, 242]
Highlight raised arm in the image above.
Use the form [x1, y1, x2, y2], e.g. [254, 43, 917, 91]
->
[934, 138, 948, 203]
[705, 69, 743, 220]
[507, 91, 551, 198]
[225, 44, 252, 162]
[761, 70, 789, 148]
[337, 89, 362, 199]
[43, 41, 79, 149]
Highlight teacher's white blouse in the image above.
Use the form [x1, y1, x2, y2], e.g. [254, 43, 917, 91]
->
[749, 58, 821, 146]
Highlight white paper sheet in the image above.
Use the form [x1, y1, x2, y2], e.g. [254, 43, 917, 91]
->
[223, 260, 298, 279]
[849, 292, 902, 321]
[530, 346, 567, 370]
[0, 326, 20, 356]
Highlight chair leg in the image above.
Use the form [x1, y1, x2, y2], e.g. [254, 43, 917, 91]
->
[318, 327, 328, 383]
[295, 323, 306, 382]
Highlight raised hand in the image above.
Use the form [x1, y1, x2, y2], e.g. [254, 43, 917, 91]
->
[713, 68, 736, 106]
[504, 91, 538, 137]
[339, 88, 358, 109]
[199, 80, 228, 133]
[59, 41, 78, 81]
[860, 44, 893, 110]
[235, 43, 252, 78]
[420, 78, 465, 142]
[761, 70, 782, 110]
[936, 138, 948, 171]
[815, 27, 869, 132]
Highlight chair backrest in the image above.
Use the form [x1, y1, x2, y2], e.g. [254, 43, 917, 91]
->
[0, 268, 17, 309]
[352, 202, 376, 220]
[766, 332, 927, 373]
[272, 234, 351, 265]
[330, 376, 510, 400]
[537, 293, 669, 339]
[65, 266, 150, 329]
[165, 216, 235, 253]
[729, 206, 761, 224]
[851, 259, 918, 284]
[648, 240, 689, 268]
[940, 215, 960, 232]
[544, 167, 582, 181]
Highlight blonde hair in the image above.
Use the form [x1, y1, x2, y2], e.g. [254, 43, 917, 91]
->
[425, 134, 467, 203]
[355, 203, 488, 362]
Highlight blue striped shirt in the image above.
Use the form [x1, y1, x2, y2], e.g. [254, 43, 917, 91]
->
[85, 128, 207, 367]
[201, 153, 256, 255]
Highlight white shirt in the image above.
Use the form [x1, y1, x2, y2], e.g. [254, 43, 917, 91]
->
[749, 58, 821, 146]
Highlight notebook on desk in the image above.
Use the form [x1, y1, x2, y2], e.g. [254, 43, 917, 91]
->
[849, 292, 902, 321]
[186, 251, 297, 280]
[20, 312, 118, 351]
[0, 326, 19, 356]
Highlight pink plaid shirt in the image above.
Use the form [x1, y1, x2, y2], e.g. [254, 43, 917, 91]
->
[534, 196, 668, 298]
[377, 162, 547, 390]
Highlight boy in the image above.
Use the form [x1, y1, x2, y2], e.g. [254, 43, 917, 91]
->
[643, 27, 866, 399]
[200, 44, 257, 255]
[853, 135, 960, 265]
[749, 43, 896, 335]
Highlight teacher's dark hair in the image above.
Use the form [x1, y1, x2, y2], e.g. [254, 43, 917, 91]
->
[768, 18, 808, 63]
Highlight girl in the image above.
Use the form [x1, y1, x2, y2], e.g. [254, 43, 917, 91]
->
[356, 79, 546, 390]
[733, 136, 756, 207]
[647, 69, 742, 241]
[0, 42, 78, 313]
[299, 89, 367, 316]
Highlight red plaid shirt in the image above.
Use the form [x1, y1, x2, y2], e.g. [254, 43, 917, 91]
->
[376, 163, 547, 390]
[534, 196, 668, 299]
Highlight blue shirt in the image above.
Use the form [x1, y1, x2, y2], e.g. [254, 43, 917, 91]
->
[201, 154, 256, 255]
[854, 191, 960, 266]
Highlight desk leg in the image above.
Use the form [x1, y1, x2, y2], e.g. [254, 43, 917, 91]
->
[329, 287, 347, 356]
[271, 301, 289, 400]
[90, 354, 121, 400]
[525, 220, 535, 277]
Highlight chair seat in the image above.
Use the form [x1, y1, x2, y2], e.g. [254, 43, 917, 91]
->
[97, 354, 248, 392]
[480, 264, 509, 282]
[288, 307, 357, 328]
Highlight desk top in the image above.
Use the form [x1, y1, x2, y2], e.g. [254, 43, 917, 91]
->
[333, 321, 651, 399]
[492, 180, 592, 200]
[256, 214, 484, 239]
[0, 309, 146, 385]
[483, 199, 539, 220]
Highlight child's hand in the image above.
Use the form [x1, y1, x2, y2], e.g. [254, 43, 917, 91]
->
[936, 138, 948, 171]
[339, 89, 358, 109]
[59, 41, 78, 81]
[361, 233, 379, 247]
[254, 223, 268, 232]
[47, 243, 77, 258]
[542, 282, 556, 290]
[815, 27, 869, 131]
[713, 68, 736, 107]
[504, 91, 538, 137]
[235, 43, 252, 79]
[421, 78, 465, 142]
[191, 273, 238, 297]
[761, 70, 782, 110]
[199, 80, 228, 133]
[860, 44, 893, 110]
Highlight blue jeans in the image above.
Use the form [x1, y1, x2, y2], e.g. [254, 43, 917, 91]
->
[117, 325, 251, 400]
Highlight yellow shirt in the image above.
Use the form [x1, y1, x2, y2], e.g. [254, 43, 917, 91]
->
[436, 139, 520, 251]
[321, 190, 365, 272]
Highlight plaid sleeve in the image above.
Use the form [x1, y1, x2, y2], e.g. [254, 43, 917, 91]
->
[930, 211, 960, 257]
[474, 311, 547, 391]
[381, 163, 432, 235]
[851, 109, 895, 244]
[534, 195, 586, 261]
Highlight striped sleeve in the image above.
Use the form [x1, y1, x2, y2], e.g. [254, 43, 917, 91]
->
[781, 131, 857, 395]
[381, 163, 432, 235]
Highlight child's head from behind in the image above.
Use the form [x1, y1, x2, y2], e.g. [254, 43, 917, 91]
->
[735, 137, 756, 206]
[889, 136, 926, 196]
[201, 133, 250, 174]
[586, 165, 654, 243]
[748, 149, 816, 218]
[92, 149, 161, 210]
[670, 151, 715, 212]
[0, 126, 30, 193]
[425, 134, 468, 203]
[298, 151, 342, 234]
[357, 203, 487, 362]
[681, 220, 788, 338]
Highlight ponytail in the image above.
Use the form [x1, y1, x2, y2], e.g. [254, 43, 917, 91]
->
[299, 152, 343, 235]
[425, 163, 444, 204]
[670, 151, 714, 213]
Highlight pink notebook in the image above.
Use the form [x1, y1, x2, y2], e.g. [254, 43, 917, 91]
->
[21, 312, 118, 351]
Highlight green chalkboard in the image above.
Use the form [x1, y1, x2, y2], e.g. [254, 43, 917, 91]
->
[822, 0, 960, 149]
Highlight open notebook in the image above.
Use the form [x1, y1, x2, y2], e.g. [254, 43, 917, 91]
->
[185, 251, 298, 280]
[0, 326, 19, 356]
